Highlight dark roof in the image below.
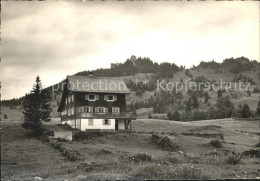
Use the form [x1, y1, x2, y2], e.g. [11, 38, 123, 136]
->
[67, 76, 130, 93]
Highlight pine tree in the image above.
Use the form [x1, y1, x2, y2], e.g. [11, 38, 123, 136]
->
[217, 89, 223, 98]
[247, 90, 251, 97]
[192, 94, 199, 109]
[204, 91, 210, 103]
[185, 99, 192, 113]
[40, 89, 52, 122]
[256, 99, 260, 116]
[22, 76, 51, 136]
[241, 103, 251, 118]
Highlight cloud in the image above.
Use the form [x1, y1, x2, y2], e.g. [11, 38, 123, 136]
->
[1, 1, 259, 99]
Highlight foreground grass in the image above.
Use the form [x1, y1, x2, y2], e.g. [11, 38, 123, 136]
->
[1, 118, 260, 180]
[1, 122, 80, 180]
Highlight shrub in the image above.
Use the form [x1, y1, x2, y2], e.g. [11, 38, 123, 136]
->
[242, 149, 260, 158]
[130, 153, 152, 163]
[210, 140, 222, 148]
[255, 142, 260, 148]
[225, 155, 241, 165]
[57, 137, 69, 142]
[73, 131, 107, 140]
[151, 134, 179, 151]
[49, 139, 84, 162]
[191, 110, 208, 121]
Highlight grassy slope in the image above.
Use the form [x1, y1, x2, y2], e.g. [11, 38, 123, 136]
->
[1, 122, 82, 180]
[2, 118, 259, 180]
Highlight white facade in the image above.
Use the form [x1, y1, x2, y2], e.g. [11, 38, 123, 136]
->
[62, 118, 129, 131]
[81, 118, 115, 131]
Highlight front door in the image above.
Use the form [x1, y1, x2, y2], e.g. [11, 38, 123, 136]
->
[115, 120, 118, 130]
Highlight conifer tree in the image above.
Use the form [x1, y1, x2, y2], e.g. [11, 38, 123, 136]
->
[217, 89, 223, 98]
[22, 76, 51, 136]
[241, 103, 251, 118]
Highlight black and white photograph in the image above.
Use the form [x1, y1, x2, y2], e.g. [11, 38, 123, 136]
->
[1, 1, 260, 180]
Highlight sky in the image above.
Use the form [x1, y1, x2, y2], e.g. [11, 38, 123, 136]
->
[1, 1, 259, 100]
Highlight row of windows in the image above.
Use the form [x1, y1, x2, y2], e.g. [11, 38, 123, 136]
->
[62, 107, 120, 116]
[85, 94, 117, 101]
[78, 106, 120, 114]
[88, 119, 111, 126]
[65, 94, 119, 105]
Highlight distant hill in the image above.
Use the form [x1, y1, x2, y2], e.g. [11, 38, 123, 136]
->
[197, 57, 260, 74]
[2, 56, 260, 119]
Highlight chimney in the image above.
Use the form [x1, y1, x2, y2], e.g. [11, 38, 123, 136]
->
[89, 71, 93, 78]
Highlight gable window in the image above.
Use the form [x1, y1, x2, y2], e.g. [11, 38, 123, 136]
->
[85, 94, 99, 101]
[88, 94, 95, 100]
[108, 95, 114, 101]
[105, 95, 117, 102]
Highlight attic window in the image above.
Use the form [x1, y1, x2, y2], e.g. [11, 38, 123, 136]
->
[108, 95, 114, 101]
[88, 94, 95, 100]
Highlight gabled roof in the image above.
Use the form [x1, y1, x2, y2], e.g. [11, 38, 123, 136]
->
[67, 76, 130, 94]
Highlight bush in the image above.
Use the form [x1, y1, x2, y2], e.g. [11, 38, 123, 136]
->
[73, 131, 109, 140]
[242, 149, 260, 158]
[255, 142, 260, 148]
[130, 153, 152, 163]
[151, 134, 179, 151]
[191, 110, 208, 121]
[210, 140, 222, 148]
[225, 155, 241, 165]
[49, 139, 84, 162]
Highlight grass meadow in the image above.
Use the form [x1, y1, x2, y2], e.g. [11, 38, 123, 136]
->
[1, 108, 260, 180]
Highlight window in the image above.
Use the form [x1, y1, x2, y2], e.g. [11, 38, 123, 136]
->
[89, 94, 95, 100]
[98, 107, 104, 113]
[88, 119, 93, 126]
[65, 98, 67, 104]
[112, 107, 120, 114]
[71, 95, 74, 102]
[85, 94, 98, 101]
[84, 106, 93, 113]
[95, 107, 107, 114]
[108, 95, 114, 101]
[103, 119, 110, 125]
[105, 95, 117, 101]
